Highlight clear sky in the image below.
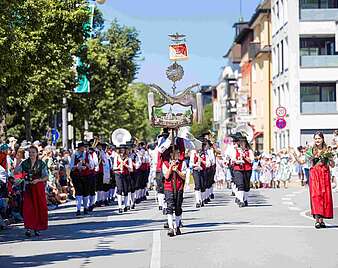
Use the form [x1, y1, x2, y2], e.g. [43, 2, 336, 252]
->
[98, 0, 261, 91]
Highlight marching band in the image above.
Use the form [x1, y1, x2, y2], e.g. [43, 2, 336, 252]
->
[67, 127, 253, 237]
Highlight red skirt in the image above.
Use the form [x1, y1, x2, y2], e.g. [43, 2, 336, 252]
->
[23, 182, 48, 230]
[309, 163, 333, 219]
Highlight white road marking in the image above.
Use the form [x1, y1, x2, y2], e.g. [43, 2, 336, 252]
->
[282, 198, 291, 201]
[282, 201, 294, 205]
[285, 194, 296, 197]
[185, 224, 335, 230]
[150, 230, 161, 268]
[289, 207, 301, 211]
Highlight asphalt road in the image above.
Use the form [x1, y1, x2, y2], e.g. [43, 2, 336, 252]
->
[1, 185, 338, 268]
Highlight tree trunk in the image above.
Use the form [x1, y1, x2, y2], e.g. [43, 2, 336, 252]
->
[0, 114, 6, 143]
[25, 109, 32, 142]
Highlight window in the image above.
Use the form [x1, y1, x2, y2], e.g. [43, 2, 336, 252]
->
[278, 86, 281, 106]
[300, 0, 338, 9]
[300, 83, 337, 113]
[300, 37, 337, 56]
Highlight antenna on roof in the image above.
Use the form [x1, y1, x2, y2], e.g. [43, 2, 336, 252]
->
[239, 0, 244, 22]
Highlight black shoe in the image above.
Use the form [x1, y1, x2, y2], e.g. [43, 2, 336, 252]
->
[244, 201, 248, 207]
[206, 198, 211, 203]
[235, 198, 239, 204]
[315, 222, 321, 229]
[83, 208, 89, 215]
[76, 210, 81, 216]
[124, 207, 128, 212]
[34, 231, 40, 236]
[231, 192, 235, 196]
[210, 193, 215, 199]
[239, 202, 245, 208]
[163, 208, 167, 215]
[201, 201, 205, 207]
[146, 191, 149, 196]
[176, 227, 182, 235]
[163, 222, 169, 229]
[204, 199, 209, 204]
[167, 228, 175, 237]
[159, 206, 163, 211]
[136, 199, 141, 204]
[320, 222, 326, 228]
[25, 230, 32, 237]
[131, 204, 135, 209]
[118, 208, 123, 214]
[88, 205, 94, 212]
[196, 203, 201, 208]
[104, 200, 109, 206]
[126, 206, 131, 211]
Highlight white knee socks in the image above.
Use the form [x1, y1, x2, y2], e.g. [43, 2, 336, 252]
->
[83, 196, 89, 209]
[76, 196, 82, 211]
[167, 214, 174, 229]
[117, 194, 122, 209]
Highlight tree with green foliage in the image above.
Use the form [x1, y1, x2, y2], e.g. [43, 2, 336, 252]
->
[0, 0, 90, 141]
[191, 103, 213, 138]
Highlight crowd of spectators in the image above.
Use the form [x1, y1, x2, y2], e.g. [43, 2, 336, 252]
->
[0, 137, 75, 230]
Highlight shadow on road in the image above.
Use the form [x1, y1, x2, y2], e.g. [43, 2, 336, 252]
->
[0, 248, 143, 268]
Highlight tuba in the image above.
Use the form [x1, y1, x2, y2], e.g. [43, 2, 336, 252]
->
[233, 124, 254, 143]
[111, 128, 132, 147]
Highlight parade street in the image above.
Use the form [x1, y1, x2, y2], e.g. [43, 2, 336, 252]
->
[1, 186, 338, 268]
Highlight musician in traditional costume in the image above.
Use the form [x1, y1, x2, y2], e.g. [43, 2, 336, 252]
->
[163, 146, 187, 237]
[113, 145, 133, 213]
[70, 142, 95, 216]
[190, 148, 203, 208]
[95, 142, 111, 208]
[230, 133, 254, 207]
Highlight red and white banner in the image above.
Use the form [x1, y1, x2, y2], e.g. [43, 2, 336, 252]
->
[169, 43, 189, 61]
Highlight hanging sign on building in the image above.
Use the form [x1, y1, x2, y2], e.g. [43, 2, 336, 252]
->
[169, 43, 189, 61]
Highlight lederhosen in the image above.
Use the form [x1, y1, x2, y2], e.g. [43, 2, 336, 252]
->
[209, 150, 216, 188]
[163, 161, 184, 216]
[71, 152, 90, 197]
[115, 157, 129, 196]
[192, 152, 203, 192]
[96, 151, 104, 192]
[107, 152, 116, 190]
[156, 151, 164, 194]
[199, 150, 208, 193]
[129, 153, 137, 194]
[232, 149, 252, 192]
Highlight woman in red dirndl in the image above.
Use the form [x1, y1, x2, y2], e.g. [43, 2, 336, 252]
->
[16, 145, 49, 237]
[295, 131, 334, 229]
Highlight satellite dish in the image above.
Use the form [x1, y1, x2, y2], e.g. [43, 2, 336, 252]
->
[111, 128, 132, 147]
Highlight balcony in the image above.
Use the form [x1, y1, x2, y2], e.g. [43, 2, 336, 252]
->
[300, 8, 338, 21]
[300, 55, 338, 68]
[249, 42, 271, 60]
[301, 101, 338, 114]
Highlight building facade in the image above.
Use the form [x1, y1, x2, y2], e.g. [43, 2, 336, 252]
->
[272, 0, 338, 150]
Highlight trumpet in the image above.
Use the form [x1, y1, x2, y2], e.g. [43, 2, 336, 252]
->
[92, 136, 100, 148]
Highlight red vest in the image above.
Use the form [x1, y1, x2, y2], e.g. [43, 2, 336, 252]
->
[116, 159, 129, 175]
[75, 152, 90, 177]
[233, 149, 252, 171]
[163, 161, 184, 191]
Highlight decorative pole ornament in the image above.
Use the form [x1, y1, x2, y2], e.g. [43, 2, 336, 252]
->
[147, 33, 202, 129]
